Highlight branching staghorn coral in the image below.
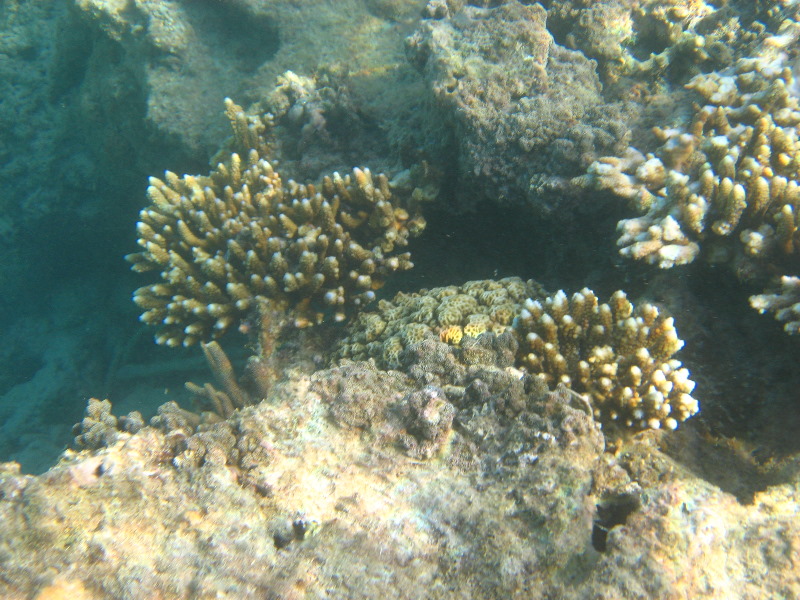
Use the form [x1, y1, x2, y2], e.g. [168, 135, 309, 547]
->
[514, 288, 698, 431]
[586, 17, 800, 333]
[589, 35, 800, 270]
[127, 99, 425, 347]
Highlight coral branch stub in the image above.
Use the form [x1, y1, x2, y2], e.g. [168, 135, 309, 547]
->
[127, 99, 425, 347]
[750, 275, 800, 334]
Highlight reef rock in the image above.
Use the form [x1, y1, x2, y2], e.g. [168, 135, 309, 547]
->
[407, 0, 629, 213]
[1, 359, 798, 598]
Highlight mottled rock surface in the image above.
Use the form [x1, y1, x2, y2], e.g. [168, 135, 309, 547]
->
[3, 361, 800, 599]
[407, 0, 631, 213]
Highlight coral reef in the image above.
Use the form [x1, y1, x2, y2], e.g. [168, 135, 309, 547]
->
[336, 276, 541, 369]
[127, 100, 425, 347]
[515, 288, 699, 431]
[8, 2, 800, 596]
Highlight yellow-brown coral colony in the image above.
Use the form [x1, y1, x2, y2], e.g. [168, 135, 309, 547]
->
[586, 20, 800, 333]
[127, 99, 425, 347]
[514, 289, 698, 431]
[338, 277, 540, 369]
[591, 49, 800, 270]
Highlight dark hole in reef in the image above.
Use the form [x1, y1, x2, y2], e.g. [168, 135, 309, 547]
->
[385, 198, 628, 301]
[676, 264, 800, 460]
[272, 519, 309, 550]
[49, 9, 97, 99]
[273, 530, 293, 550]
[591, 492, 640, 552]
[292, 519, 308, 541]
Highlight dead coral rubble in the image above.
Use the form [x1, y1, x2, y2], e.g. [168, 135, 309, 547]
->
[407, 0, 627, 213]
[127, 99, 425, 347]
[8, 359, 799, 598]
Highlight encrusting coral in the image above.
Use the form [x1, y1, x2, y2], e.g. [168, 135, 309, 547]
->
[127, 99, 426, 347]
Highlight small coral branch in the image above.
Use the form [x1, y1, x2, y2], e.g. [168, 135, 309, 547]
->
[184, 342, 260, 419]
[185, 301, 286, 418]
[750, 275, 800, 334]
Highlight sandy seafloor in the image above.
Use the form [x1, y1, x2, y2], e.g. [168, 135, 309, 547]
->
[1, 0, 800, 598]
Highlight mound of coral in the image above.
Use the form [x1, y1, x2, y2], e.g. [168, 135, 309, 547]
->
[407, 0, 628, 213]
[337, 276, 541, 368]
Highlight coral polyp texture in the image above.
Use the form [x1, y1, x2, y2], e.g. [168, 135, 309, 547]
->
[337, 277, 542, 369]
[515, 289, 699, 431]
[127, 101, 425, 347]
